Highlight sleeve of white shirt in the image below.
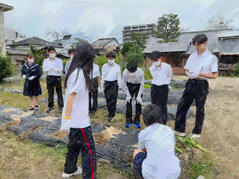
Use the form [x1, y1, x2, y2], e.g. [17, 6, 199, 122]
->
[166, 65, 173, 84]
[122, 70, 130, 95]
[101, 65, 106, 89]
[42, 59, 49, 72]
[94, 64, 100, 77]
[117, 66, 122, 88]
[138, 130, 146, 150]
[211, 56, 218, 72]
[184, 55, 193, 71]
[137, 70, 145, 98]
[68, 70, 85, 94]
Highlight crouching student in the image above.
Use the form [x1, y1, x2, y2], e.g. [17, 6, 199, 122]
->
[61, 42, 97, 179]
[101, 51, 121, 122]
[133, 104, 181, 179]
[21, 54, 42, 111]
[148, 51, 173, 124]
[122, 60, 144, 128]
[89, 62, 100, 115]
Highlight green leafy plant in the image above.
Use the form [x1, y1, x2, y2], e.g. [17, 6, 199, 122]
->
[234, 63, 239, 76]
[0, 54, 15, 82]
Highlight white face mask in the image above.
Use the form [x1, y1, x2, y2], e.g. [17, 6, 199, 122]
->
[153, 61, 161, 67]
[28, 58, 34, 63]
[49, 53, 56, 58]
[108, 59, 115, 65]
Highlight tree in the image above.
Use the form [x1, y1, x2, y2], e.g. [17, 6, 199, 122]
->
[0, 55, 15, 82]
[130, 32, 147, 48]
[154, 13, 180, 42]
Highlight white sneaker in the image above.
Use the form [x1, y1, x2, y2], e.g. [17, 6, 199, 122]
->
[191, 134, 201, 139]
[174, 131, 186, 137]
[62, 167, 82, 178]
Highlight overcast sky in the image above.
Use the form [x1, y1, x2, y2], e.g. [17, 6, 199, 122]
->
[1, 0, 239, 42]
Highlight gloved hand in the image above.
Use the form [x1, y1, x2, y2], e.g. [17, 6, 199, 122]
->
[136, 96, 142, 104]
[22, 75, 26, 79]
[126, 93, 132, 103]
[28, 76, 36, 81]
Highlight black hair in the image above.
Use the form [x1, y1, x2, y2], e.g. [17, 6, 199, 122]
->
[142, 104, 163, 126]
[68, 48, 75, 55]
[26, 53, 33, 58]
[64, 41, 95, 91]
[106, 51, 116, 58]
[192, 34, 208, 45]
[127, 60, 138, 73]
[48, 46, 56, 53]
[148, 51, 161, 61]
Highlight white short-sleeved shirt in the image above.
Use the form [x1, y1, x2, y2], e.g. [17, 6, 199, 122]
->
[61, 69, 90, 130]
[43, 57, 63, 76]
[93, 63, 100, 79]
[184, 49, 218, 80]
[101, 62, 121, 87]
[149, 62, 173, 86]
[138, 123, 181, 179]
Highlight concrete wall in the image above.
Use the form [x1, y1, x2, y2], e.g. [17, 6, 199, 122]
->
[0, 9, 6, 55]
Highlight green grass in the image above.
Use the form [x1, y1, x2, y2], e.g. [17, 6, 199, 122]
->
[187, 154, 215, 179]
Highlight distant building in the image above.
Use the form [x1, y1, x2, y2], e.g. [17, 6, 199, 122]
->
[0, 3, 13, 55]
[122, 23, 156, 43]
[6, 37, 61, 68]
[144, 28, 239, 75]
[92, 37, 119, 55]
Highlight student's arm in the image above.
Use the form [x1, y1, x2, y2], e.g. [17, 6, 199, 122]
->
[64, 92, 76, 118]
[101, 65, 105, 90]
[55, 59, 63, 74]
[137, 71, 145, 98]
[35, 65, 42, 78]
[198, 72, 218, 79]
[122, 70, 130, 95]
[166, 65, 173, 84]
[117, 66, 122, 89]
[43, 59, 51, 73]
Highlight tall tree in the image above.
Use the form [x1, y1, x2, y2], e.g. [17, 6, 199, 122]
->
[154, 13, 180, 42]
[130, 32, 147, 48]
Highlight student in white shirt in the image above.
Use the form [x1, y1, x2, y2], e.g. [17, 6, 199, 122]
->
[43, 46, 64, 113]
[64, 48, 75, 75]
[148, 51, 173, 124]
[89, 63, 100, 114]
[133, 104, 181, 179]
[101, 51, 121, 122]
[175, 34, 218, 139]
[61, 41, 97, 178]
[122, 60, 144, 128]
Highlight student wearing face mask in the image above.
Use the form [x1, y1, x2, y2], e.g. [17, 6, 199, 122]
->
[65, 48, 75, 75]
[122, 60, 144, 128]
[21, 54, 42, 111]
[148, 51, 173, 125]
[43, 46, 64, 113]
[101, 51, 121, 122]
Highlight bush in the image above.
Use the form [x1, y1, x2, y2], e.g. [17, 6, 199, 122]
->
[0, 55, 15, 82]
[234, 63, 239, 76]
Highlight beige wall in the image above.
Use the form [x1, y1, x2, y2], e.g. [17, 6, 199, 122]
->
[0, 9, 5, 55]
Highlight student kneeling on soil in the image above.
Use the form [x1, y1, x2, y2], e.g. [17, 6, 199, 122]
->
[133, 104, 181, 179]
[61, 41, 97, 178]
[21, 53, 42, 112]
[101, 51, 121, 122]
[174, 34, 218, 139]
[122, 60, 144, 128]
[148, 51, 173, 124]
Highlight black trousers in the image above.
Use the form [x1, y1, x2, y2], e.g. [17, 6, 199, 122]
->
[46, 76, 64, 108]
[151, 84, 169, 124]
[104, 81, 118, 118]
[126, 83, 142, 124]
[64, 127, 97, 179]
[89, 78, 98, 112]
[175, 79, 209, 134]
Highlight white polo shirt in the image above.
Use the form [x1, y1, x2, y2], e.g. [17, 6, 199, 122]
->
[61, 69, 90, 130]
[184, 49, 218, 80]
[101, 62, 121, 87]
[138, 123, 181, 179]
[122, 67, 145, 97]
[93, 63, 100, 79]
[149, 62, 173, 86]
[43, 57, 63, 76]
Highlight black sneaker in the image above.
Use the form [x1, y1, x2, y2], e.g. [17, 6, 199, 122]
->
[28, 107, 34, 111]
[59, 108, 63, 113]
[47, 107, 54, 113]
[108, 116, 113, 122]
[34, 106, 39, 112]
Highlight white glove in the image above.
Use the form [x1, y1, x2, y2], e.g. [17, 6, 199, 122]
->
[28, 76, 36, 81]
[98, 87, 103, 93]
[187, 72, 198, 79]
[126, 93, 132, 103]
[22, 75, 26, 79]
[136, 96, 142, 104]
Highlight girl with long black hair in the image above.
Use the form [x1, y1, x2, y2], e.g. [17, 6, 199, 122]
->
[61, 41, 97, 179]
